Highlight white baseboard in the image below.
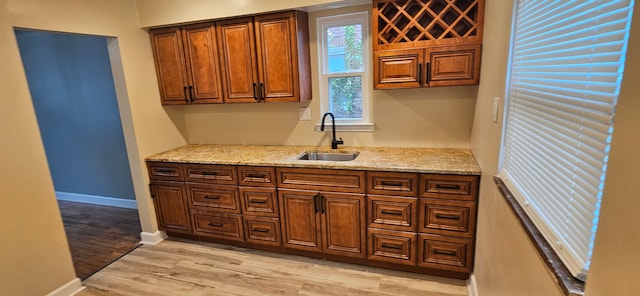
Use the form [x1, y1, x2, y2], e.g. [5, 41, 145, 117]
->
[46, 277, 85, 296]
[56, 191, 137, 209]
[140, 231, 167, 245]
[467, 273, 479, 296]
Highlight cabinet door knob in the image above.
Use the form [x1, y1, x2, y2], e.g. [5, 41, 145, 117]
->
[381, 209, 403, 216]
[425, 62, 431, 85]
[183, 86, 189, 103]
[381, 243, 403, 250]
[313, 193, 321, 214]
[252, 83, 258, 101]
[258, 83, 265, 102]
[249, 199, 267, 204]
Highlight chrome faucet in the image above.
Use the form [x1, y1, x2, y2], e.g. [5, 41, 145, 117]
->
[320, 112, 343, 149]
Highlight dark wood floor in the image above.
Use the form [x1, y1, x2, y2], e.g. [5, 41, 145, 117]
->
[58, 200, 142, 280]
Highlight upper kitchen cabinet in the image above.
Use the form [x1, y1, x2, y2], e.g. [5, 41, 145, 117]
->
[372, 0, 484, 89]
[217, 11, 311, 103]
[150, 23, 224, 105]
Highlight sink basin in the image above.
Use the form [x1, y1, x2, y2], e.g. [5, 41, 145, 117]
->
[298, 151, 359, 161]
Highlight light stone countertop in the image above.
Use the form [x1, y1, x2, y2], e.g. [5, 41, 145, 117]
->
[145, 144, 482, 175]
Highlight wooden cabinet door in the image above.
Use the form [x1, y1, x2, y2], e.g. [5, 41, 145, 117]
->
[182, 23, 224, 104]
[217, 17, 259, 103]
[150, 181, 191, 234]
[254, 12, 298, 102]
[150, 27, 189, 105]
[374, 49, 425, 89]
[426, 44, 482, 87]
[278, 189, 322, 252]
[321, 192, 366, 258]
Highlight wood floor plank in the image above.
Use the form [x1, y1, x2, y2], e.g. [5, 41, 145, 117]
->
[79, 238, 468, 296]
[58, 200, 141, 279]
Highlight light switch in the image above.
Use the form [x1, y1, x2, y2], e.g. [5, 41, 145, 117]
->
[299, 106, 311, 121]
[492, 97, 500, 123]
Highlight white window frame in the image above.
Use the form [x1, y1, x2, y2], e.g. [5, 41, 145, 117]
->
[499, 0, 634, 281]
[315, 11, 373, 132]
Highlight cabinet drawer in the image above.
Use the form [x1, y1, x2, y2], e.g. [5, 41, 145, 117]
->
[368, 229, 416, 266]
[276, 167, 365, 193]
[184, 164, 237, 185]
[368, 195, 417, 232]
[187, 184, 240, 213]
[419, 199, 476, 238]
[191, 211, 243, 241]
[418, 234, 473, 273]
[239, 187, 279, 217]
[244, 216, 281, 246]
[420, 174, 479, 201]
[238, 166, 276, 187]
[147, 162, 184, 181]
[367, 171, 418, 197]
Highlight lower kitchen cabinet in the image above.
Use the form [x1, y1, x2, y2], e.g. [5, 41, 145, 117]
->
[147, 161, 479, 280]
[150, 181, 191, 234]
[418, 233, 474, 273]
[279, 189, 366, 258]
[368, 228, 417, 265]
[279, 189, 321, 252]
[243, 215, 281, 246]
[191, 210, 244, 241]
[321, 192, 366, 257]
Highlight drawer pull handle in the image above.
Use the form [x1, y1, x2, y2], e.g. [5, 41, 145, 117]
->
[154, 169, 175, 174]
[203, 195, 220, 200]
[249, 199, 268, 204]
[381, 243, 403, 250]
[435, 183, 461, 190]
[208, 223, 224, 227]
[434, 249, 457, 256]
[381, 181, 404, 187]
[435, 213, 460, 220]
[381, 209, 404, 216]
[252, 228, 270, 233]
[201, 171, 219, 176]
[246, 174, 267, 179]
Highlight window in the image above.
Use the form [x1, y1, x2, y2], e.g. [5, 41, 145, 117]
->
[500, 0, 634, 281]
[316, 11, 373, 131]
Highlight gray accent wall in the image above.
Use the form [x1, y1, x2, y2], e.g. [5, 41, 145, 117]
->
[16, 30, 135, 200]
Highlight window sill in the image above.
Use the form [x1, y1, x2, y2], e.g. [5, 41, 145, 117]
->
[314, 123, 375, 132]
[494, 176, 585, 296]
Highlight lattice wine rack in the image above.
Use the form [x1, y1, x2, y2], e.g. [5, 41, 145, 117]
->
[373, 0, 484, 49]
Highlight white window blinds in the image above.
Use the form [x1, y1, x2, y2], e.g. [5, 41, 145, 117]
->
[500, 0, 634, 281]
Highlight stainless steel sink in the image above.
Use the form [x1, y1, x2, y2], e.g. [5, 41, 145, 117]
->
[297, 151, 359, 161]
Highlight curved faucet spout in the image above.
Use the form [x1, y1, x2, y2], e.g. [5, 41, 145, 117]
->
[320, 112, 344, 149]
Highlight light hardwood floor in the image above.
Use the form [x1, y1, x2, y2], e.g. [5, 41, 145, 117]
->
[79, 238, 468, 296]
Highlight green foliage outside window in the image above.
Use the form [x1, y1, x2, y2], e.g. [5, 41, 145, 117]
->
[329, 25, 363, 119]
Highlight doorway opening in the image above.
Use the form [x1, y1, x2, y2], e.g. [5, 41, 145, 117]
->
[15, 29, 142, 280]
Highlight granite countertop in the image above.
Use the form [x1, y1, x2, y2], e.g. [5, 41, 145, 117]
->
[145, 144, 481, 175]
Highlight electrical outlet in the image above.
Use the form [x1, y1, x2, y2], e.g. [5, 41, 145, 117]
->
[299, 106, 311, 121]
[492, 97, 500, 123]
